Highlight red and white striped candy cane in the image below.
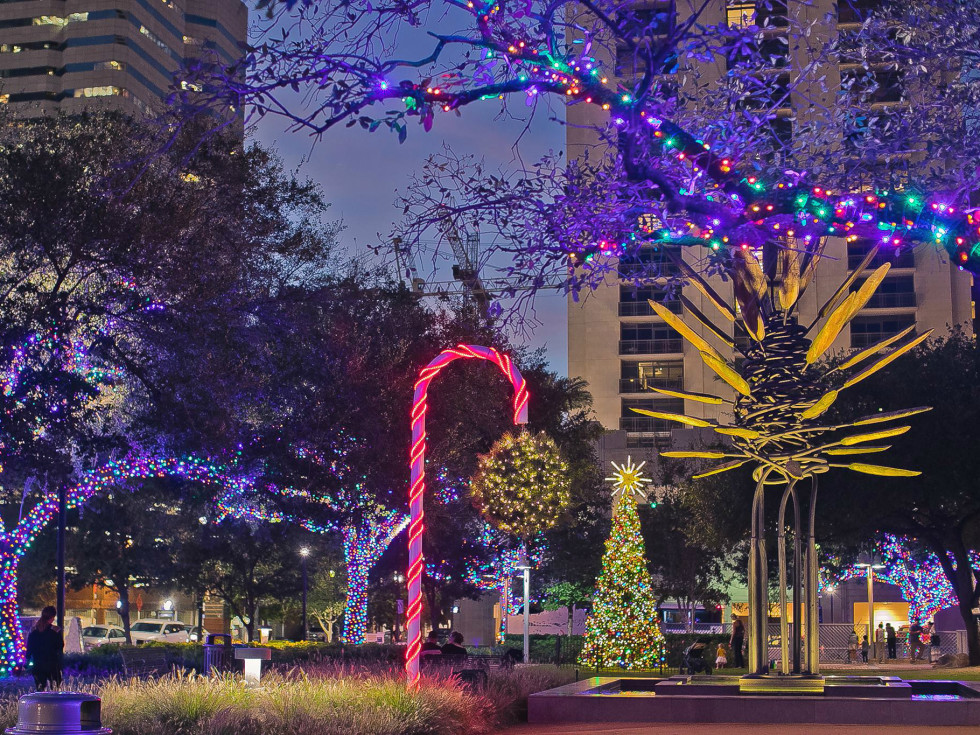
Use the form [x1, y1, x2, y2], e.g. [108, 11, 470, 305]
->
[405, 345, 529, 688]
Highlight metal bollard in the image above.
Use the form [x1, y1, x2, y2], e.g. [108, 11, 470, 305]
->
[203, 633, 234, 675]
[6, 692, 110, 734]
[234, 647, 271, 685]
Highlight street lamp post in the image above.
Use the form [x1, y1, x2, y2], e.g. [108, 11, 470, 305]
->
[393, 573, 404, 642]
[300, 547, 310, 642]
[517, 547, 531, 664]
[857, 553, 884, 659]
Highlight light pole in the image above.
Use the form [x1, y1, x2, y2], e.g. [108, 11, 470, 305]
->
[825, 584, 836, 623]
[393, 573, 404, 642]
[857, 552, 884, 659]
[300, 547, 310, 642]
[517, 547, 531, 664]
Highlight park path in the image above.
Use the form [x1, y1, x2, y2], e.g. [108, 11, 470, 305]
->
[501, 724, 978, 735]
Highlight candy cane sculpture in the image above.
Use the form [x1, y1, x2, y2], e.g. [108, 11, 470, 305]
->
[405, 345, 529, 687]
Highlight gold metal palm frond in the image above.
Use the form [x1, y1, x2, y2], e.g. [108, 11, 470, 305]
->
[631, 251, 930, 482]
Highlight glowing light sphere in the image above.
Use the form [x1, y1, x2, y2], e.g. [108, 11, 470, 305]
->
[470, 430, 571, 540]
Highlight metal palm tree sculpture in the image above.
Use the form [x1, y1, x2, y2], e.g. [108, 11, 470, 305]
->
[633, 243, 931, 678]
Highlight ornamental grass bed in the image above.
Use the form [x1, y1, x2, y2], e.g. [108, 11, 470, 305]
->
[0, 665, 575, 735]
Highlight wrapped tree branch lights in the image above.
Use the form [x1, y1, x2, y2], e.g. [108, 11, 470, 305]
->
[835, 535, 980, 626]
[0, 455, 249, 674]
[580, 457, 666, 670]
[634, 244, 931, 678]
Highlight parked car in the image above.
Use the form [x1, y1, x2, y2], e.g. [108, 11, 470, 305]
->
[81, 625, 127, 650]
[129, 620, 190, 644]
[184, 625, 208, 642]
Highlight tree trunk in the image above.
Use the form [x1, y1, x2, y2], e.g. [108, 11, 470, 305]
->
[0, 551, 25, 672]
[118, 585, 133, 645]
[934, 537, 980, 665]
[342, 556, 369, 644]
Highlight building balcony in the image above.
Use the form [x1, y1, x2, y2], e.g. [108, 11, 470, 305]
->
[851, 331, 913, 349]
[619, 339, 684, 355]
[848, 250, 915, 270]
[618, 300, 682, 317]
[619, 377, 684, 393]
[619, 416, 676, 433]
[862, 292, 916, 309]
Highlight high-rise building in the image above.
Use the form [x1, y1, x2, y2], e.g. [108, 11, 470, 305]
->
[567, 0, 974, 454]
[0, 0, 246, 117]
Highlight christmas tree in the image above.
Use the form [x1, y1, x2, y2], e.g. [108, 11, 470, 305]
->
[580, 457, 666, 669]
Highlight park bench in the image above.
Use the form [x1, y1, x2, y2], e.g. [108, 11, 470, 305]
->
[420, 653, 509, 687]
[120, 646, 174, 678]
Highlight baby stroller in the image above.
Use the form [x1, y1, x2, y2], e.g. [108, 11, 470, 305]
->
[681, 639, 713, 675]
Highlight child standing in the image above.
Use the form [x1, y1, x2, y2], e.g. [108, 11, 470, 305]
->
[715, 642, 728, 669]
[861, 634, 870, 663]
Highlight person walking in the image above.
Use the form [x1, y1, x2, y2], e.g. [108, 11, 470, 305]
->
[886, 623, 897, 659]
[874, 622, 885, 664]
[26, 606, 63, 691]
[908, 622, 923, 662]
[715, 642, 728, 670]
[848, 629, 859, 663]
[730, 616, 745, 669]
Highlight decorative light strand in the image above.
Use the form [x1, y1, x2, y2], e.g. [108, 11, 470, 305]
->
[369, 1, 980, 274]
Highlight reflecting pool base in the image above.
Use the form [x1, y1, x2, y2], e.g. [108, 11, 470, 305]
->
[528, 675, 980, 726]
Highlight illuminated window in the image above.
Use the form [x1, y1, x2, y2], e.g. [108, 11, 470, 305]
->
[180, 80, 203, 92]
[33, 13, 88, 28]
[140, 25, 169, 52]
[73, 86, 124, 98]
[183, 35, 203, 45]
[0, 94, 8, 104]
[97, 60, 125, 71]
[727, 2, 756, 27]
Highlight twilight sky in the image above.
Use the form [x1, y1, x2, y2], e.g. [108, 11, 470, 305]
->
[253, 80, 570, 376]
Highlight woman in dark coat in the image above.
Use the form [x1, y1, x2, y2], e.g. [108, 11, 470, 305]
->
[26, 606, 63, 691]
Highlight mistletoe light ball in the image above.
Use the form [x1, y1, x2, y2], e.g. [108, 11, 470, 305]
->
[470, 431, 570, 539]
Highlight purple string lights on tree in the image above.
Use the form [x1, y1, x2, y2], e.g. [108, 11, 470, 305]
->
[183, 0, 980, 297]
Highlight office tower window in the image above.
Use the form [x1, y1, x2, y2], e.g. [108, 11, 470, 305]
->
[620, 324, 684, 354]
[619, 285, 681, 316]
[620, 361, 684, 393]
[852, 275, 916, 309]
[850, 315, 915, 348]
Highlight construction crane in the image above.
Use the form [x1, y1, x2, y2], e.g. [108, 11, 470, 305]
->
[391, 229, 564, 311]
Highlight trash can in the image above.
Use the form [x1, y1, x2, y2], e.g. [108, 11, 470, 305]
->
[203, 633, 234, 675]
[6, 692, 110, 734]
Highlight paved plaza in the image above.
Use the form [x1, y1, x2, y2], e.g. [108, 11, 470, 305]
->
[504, 724, 979, 734]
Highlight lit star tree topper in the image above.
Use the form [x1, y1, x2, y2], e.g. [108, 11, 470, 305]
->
[606, 456, 652, 503]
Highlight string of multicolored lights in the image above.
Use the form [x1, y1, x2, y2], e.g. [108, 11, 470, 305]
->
[832, 535, 980, 625]
[341, 510, 410, 644]
[213, 438, 409, 644]
[0, 455, 249, 674]
[463, 523, 545, 643]
[405, 344, 528, 688]
[371, 0, 980, 273]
